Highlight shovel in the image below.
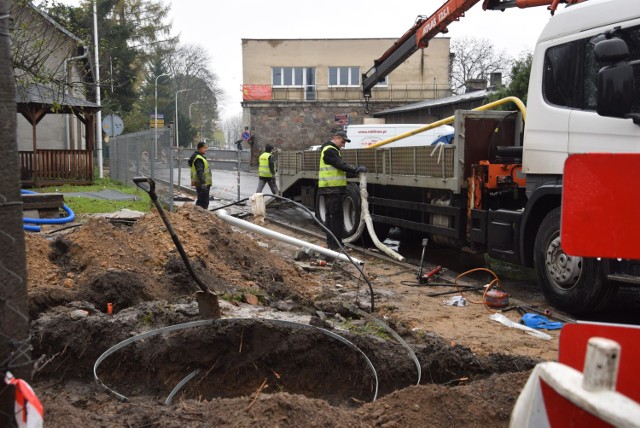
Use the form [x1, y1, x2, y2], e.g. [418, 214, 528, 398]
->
[133, 177, 221, 319]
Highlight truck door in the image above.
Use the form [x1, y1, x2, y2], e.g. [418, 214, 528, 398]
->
[522, 41, 572, 176]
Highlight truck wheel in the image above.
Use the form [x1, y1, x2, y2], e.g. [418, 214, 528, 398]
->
[342, 183, 361, 238]
[314, 193, 328, 225]
[534, 207, 617, 314]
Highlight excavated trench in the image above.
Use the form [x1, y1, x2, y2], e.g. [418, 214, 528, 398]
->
[31, 303, 538, 407]
[25, 209, 546, 424]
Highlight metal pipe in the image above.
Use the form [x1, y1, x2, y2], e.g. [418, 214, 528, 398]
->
[93, 0, 103, 178]
[215, 209, 363, 264]
[63, 46, 89, 150]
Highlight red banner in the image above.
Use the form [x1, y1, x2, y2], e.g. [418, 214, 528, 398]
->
[242, 84, 272, 101]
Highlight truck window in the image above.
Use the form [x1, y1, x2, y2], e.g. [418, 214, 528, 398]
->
[543, 42, 579, 107]
[617, 25, 640, 114]
[584, 25, 640, 113]
[544, 25, 640, 114]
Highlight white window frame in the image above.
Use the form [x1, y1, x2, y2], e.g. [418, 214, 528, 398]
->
[272, 67, 315, 87]
[328, 66, 361, 87]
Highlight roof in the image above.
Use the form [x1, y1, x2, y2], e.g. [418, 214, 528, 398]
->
[16, 84, 100, 109]
[28, 2, 85, 45]
[374, 90, 491, 116]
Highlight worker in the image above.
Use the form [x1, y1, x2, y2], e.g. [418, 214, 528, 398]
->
[318, 130, 367, 251]
[256, 144, 279, 195]
[188, 141, 212, 209]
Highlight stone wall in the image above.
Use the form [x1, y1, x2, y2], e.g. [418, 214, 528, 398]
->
[244, 101, 408, 155]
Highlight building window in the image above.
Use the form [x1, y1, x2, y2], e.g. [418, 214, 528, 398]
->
[329, 66, 360, 86]
[272, 67, 315, 87]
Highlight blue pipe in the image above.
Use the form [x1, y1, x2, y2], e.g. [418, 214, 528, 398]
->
[21, 189, 76, 230]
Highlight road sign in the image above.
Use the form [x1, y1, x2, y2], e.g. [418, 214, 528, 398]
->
[150, 113, 164, 128]
[102, 114, 124, 137]
[241, 131, 251, 141]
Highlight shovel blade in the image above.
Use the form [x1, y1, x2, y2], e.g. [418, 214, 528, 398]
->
[196, 290, 221, 319]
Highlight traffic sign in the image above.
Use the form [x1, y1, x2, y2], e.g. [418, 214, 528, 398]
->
[241, 131, 251, 141]
[102, 114, 124, 137]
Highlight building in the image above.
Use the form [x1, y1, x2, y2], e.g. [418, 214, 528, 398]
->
[241, 37, 451, 157]
[11, 3, 99, 185]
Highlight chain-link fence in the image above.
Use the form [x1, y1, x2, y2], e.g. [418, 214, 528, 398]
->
[109, 128, 251, 209]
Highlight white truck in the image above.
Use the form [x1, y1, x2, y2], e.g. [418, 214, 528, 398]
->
[278, 0, 640, 314]
[344, 124, 454, 149]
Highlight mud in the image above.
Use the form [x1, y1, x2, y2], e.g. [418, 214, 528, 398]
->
[24, 206, 545, 426]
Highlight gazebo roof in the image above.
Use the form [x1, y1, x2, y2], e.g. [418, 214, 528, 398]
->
[16, 83, 100, 110]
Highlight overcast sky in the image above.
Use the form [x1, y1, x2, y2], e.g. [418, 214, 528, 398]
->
[50, 0, 556, 120]
[167, 0, 555, 120]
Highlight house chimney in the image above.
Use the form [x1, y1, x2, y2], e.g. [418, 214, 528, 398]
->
[465, 79, 486, 93]
[489, 72, 503, 89]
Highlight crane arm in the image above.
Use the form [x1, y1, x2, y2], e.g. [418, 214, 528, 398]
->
[361, 0, 587, 98]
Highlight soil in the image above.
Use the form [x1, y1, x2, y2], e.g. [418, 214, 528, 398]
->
[24, 204, 560, 427]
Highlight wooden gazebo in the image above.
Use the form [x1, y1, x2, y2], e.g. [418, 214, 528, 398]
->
[17, 84, 101, 187]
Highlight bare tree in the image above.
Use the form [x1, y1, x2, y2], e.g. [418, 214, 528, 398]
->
[165, 43, 222, 143]
[221, 114, 243, 148]
[450, 36, 512, 95]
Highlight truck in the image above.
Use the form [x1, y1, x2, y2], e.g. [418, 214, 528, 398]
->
[278, 0, 640, 314]
[344, 123, 454, 149]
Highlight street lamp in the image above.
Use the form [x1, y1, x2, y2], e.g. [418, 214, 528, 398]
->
[154, 73, 171, 158]
[189, 101, 204, 120]
[175, 89, 191, 148]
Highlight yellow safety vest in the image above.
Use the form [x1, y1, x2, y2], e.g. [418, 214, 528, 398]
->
[318, 145, 346, 188]
[258, 152, 273, 178]
[190, 153, 212, 186]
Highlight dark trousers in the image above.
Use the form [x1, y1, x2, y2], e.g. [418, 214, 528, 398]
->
[256, 177, 279, 194]
[324, 192, 344, 250]
[196, 185, 211, 209]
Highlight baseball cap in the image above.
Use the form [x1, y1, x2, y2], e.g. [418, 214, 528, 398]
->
[333, 131, 351, 142]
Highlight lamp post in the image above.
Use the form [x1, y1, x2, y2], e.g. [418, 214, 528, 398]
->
[154, 73, 171, 159]
[189, 101, 203, 120]
[189, 102, 204, 146]
[175, 89, 191, 148]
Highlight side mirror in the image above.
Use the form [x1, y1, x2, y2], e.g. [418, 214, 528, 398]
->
[596, 38, 634, 118]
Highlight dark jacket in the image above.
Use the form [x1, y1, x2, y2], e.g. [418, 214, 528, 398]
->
[318, 141, 357, 194]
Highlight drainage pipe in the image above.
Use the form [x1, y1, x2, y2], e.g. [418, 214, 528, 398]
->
[215, 209, 363, 265]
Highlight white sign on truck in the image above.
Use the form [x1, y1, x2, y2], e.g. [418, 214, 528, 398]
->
[344, 124, 454, 149]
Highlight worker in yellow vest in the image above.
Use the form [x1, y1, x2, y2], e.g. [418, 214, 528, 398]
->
[188, 142, 212, 209]
[256, 144, 279, 195]
[318, 130, 367, 251]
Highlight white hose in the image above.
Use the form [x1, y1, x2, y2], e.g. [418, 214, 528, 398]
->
[343, 174, 405, 262]
[215, 209, 363, 265]
[342, 174, 367, 243]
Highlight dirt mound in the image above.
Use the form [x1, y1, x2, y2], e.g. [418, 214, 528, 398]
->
[24, 205, 539, 426]
[27, 207, 318, 318]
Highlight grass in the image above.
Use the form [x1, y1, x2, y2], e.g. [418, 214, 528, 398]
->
[36, 178, 153, 215]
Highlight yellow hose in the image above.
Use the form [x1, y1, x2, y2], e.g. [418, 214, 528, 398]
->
[365, 96, 526, 149]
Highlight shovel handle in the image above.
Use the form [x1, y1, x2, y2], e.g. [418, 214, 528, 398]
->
[133, 176, 157, 201]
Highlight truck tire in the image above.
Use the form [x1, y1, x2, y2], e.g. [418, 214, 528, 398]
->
[342, 183, 361, 238]
[315, 192, 328, 225]
[534, 207, 617, 314]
